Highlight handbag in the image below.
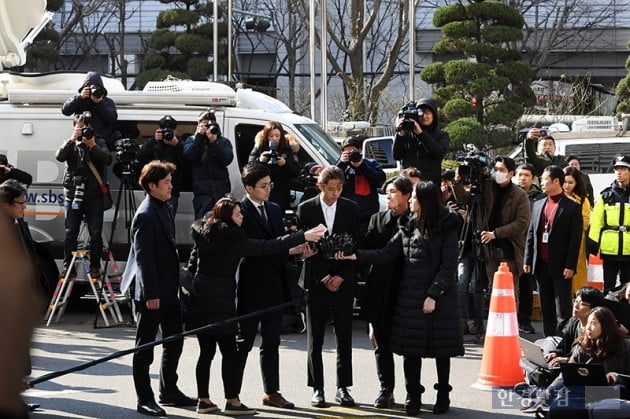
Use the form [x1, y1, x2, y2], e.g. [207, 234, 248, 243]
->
[87, 161, 113, 210]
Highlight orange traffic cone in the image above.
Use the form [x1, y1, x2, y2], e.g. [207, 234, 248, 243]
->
[587, 253, 604, 291]
[472, 262, 524, 390]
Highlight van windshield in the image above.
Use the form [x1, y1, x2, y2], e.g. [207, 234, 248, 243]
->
[294, 123, 340, 165]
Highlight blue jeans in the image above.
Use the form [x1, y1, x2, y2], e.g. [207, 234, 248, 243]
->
[64, 197, 104, 269]
[457, 251, 483, 325]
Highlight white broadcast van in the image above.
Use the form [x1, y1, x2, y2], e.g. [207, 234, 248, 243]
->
[0, 72, 342, 268]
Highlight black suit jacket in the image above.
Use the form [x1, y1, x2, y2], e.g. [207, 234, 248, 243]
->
[296, 196, 359, 291]
[121, 195, 180, 304]
[525, 195, 582, 279]
[238, 197, 294, 312]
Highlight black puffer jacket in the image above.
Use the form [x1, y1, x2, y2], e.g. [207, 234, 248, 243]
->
[186, 219, 305, 335]
[357, 211, 464, 358]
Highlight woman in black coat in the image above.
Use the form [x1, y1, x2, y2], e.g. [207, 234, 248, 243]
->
[360, 176, 412, 408]
[249, 121, 301, 211]
[338, 181, 464, 416]
[186, 197, 323, 414]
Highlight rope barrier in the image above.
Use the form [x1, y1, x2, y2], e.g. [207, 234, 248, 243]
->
[28, 300, 295, 387]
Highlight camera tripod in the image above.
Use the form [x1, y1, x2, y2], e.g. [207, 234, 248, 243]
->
[96, 165, 138, 327]
[458, 185, 491, 339]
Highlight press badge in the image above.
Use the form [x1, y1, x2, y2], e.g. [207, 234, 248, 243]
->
[542, 231, 549, 243]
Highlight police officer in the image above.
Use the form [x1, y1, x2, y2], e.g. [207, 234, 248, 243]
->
[588, 155, 630, 290]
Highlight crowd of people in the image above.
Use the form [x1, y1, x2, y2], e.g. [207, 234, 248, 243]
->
[5, 84, 630, 418]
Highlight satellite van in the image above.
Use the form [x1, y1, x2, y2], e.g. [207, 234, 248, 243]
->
[0, 1, 341, 277]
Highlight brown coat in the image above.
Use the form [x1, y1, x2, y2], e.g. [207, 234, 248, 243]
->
[482, 181, 531, 283]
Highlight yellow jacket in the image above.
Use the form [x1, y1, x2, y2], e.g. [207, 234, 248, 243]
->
[588, 182, 630, 258]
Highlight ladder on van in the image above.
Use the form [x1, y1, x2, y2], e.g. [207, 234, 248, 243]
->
[45, 250, 123, 327]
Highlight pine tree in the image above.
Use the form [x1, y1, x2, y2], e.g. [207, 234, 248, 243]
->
[616, 40, 630, 116]
[420, 0, 535, 151]
[23, 0, 64, 71]
[136, 0, 226, 89]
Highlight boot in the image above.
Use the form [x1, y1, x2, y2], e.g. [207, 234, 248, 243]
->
[404, 385, 424, 416]
[432, 383, 452, 414]
[459, 319, 469, 335]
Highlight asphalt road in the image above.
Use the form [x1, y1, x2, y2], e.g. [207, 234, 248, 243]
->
[25, 302, 535, 418]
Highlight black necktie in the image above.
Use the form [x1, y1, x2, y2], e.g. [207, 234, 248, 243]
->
[258, 204, 268, 225]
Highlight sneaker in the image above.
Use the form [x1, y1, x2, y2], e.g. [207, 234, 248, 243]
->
[520, 322, 536, 334]
[224, 402, 256, 416]
[513, 382, 540, 398]
[521, 399, 548, 414]
[197, 400, 219, 414]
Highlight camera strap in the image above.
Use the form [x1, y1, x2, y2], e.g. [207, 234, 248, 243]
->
[86, 161, 108, 193]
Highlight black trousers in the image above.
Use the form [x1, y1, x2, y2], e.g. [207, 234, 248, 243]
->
[306, 283, 354, 389]
[195, 334, 240, 399]
[603, 260, 630, 291]
[132, 302, 183, 403]
[535, 261, 572, 337]
[518, 272, 535, 325]
[236, 311, 283, 395]
[372, 322, 395, 392]
[403, 357, 450, 396]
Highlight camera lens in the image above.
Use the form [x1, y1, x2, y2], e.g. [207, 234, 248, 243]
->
[90, 86, 103, 99]
[81, 127, 95, 139]
[162, 129, 174, 140]
[349, 150, 362, 163]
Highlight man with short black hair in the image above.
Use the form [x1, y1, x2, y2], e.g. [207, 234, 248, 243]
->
[588, 155, 630, 290]
[525, 165, 582, 336]
[234, 162, 301, 410]
[524, 129, 567, 177]
[121, 160, 195, 416]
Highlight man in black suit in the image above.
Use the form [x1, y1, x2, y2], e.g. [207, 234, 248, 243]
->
[524, 165, 582, 337]
[235, 163, 300, 409]
[297, 166, 359, 408]
[121, 161, 195, 416]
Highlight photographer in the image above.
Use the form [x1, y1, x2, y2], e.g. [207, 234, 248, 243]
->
[248, 121, 301, 211]
[0, 154, 32, 187]
[137, 115, 185, 215]
[184, 111, 234, 219]
[523, 128, 567, 177]
[55, 113, 112, 278]
[61, 71, 118, 148]
[393, 98, 450, 183]
[337, 135, 386, 230]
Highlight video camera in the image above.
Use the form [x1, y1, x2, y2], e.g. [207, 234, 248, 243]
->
[114, 138, 139, 163]
[457, 145, 491, 193]
[397, 101, 424, 132]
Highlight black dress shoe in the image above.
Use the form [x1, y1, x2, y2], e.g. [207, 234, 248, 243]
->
[159, 390, 196, 407]
[137, 401, 166, 416]
[311, 388, 327, 407]
[374, 389, 394, 408]
[335, 387, 355, 407]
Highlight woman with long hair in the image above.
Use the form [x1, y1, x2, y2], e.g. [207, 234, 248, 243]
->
[337, 181, 463, 416]
[563, 166, 591, 293]
[186, 197, 324, 415]
[249, 121, 301, 210]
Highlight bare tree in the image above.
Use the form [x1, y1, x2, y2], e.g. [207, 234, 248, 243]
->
[514, 0, 617, 78]
[290, 0, 417, 124]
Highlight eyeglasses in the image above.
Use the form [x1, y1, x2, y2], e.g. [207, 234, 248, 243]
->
[13, 200, 27, 206]
[256, 182, 274, 190]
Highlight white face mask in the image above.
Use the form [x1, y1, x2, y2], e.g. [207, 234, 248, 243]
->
[494, 171, 509, 184]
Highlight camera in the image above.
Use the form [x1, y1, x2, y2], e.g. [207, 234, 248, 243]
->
[349, 150, 362, 163]
[161, 129, 175, 140]
[204, 123, 220, 135]
[266, 140, 280, 165]
[456, 145, 491, 193]
[81, 126, 95, 140]
[90, 86, 104, 99]
[396, 101, 424, 132]
[114, 138, 139, 163]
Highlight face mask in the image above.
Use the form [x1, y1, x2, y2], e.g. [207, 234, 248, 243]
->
[494, 171, 509, 184]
